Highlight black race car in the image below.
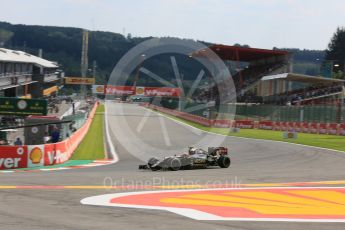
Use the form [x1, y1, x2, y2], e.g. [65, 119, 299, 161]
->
[139, 147, 230, 171]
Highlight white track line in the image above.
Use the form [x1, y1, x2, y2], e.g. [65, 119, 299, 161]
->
[104, 101, 119, 162]
[142, 107, 202, 135]
[158, 116, 172, 146]
[136, 109, 151, 133]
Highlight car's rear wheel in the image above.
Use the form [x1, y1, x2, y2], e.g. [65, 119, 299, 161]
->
[218, 156, 231, 168]
[169, 158, 182, 171]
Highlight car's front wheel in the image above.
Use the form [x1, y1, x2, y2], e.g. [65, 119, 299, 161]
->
[148, 157, 161, 171]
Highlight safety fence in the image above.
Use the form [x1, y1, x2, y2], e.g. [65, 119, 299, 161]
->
[173, 102, 344, 123]
[0, 102, 99, 170]
[144, 104, 345, 136]
[234, 104, 344, 123]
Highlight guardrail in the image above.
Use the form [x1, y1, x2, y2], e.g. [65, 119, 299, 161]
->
[0, 102, 99, 170]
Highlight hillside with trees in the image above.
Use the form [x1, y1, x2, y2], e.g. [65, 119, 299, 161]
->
[0, 21, 339, 84]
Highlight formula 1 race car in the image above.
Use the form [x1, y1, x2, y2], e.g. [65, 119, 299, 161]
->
[139, 147, 230, 171]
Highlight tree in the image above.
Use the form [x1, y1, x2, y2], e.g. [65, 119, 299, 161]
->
[325, 27, 345, 76]
[126, 33, 132, 40]
[0, 29, 13, 47]
[333, 70, 344, 79]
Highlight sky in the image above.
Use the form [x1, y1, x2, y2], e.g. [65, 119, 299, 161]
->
[1, 0, 344, 50]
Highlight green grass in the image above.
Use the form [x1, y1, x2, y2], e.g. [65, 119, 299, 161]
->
[156, 110, 345, 152]
[71, 105, 105, 160]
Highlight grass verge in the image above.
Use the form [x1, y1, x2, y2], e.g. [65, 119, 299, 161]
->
[71, 104, 105, 160]
[155, 110, 345, 152]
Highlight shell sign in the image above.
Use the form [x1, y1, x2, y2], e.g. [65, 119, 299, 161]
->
[92, 85, 105, 94]
[27, 145, 44, 167]
[136, 87, 145, 96]
[96, 86, 104, 93]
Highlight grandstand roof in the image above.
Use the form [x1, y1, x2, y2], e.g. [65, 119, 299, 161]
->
[0, 48, 58, 68]
[261, 73, 345, 84]
[209, 45, 289, 62]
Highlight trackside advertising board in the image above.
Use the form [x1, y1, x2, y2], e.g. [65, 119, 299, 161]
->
[65, 77, 95, 85]
[143, 87, 181, 97]
[143, 104, 345, 136]
[92, 85, 181, 97]
[0, 103, 98, 170]
[0, 146, 27, 170]
[0, 97, 48, 116]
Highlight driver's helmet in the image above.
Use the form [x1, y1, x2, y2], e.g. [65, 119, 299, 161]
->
[188, 147, 197, 155]
[196, 149, 204, 155]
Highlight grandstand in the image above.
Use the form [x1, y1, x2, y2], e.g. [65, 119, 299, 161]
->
[185, 45, 290, 117]
[187, 44, 345, 123]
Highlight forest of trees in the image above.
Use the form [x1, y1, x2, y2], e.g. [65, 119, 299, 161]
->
[0, 21, 342, 83]
[325, 27, 345, 79]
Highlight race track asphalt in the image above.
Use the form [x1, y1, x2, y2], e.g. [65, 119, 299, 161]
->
[1, 102, 345, 229]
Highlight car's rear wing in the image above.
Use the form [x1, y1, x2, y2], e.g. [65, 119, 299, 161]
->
[208, 147, 228, 155]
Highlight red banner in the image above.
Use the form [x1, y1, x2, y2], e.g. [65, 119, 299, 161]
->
[309, 123, 318, 134]
[259, 121, 274, 130]
[295, 122, 309, 133]
[235, 120, 254, 129]
[301, 122, 309, 133]
[101, 86, 181, 97]
[319, 123, 327, 134]
[44, 144, 56, 166]
[105, 86, 136, 95]
[273, 122, 282, 131]
[329, 123, 338, 135]
[286, 122, 295, 131]
[0, 146, 27, 170]
[143, 87, 181, 97]
[339, 124, 345, 135]
[212, 120, 232, 128]
[280, 122, 288, 131]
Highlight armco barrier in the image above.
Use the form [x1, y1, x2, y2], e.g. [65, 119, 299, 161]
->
[234, 120, 255, 129]
[339, 124, 345, 135]
[329, 123, 338, 135]
[0, 102, 99, 170]
[258, 121, 274, 130]
[144, 104, 345, 136]
[212, 120, 232, 128]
